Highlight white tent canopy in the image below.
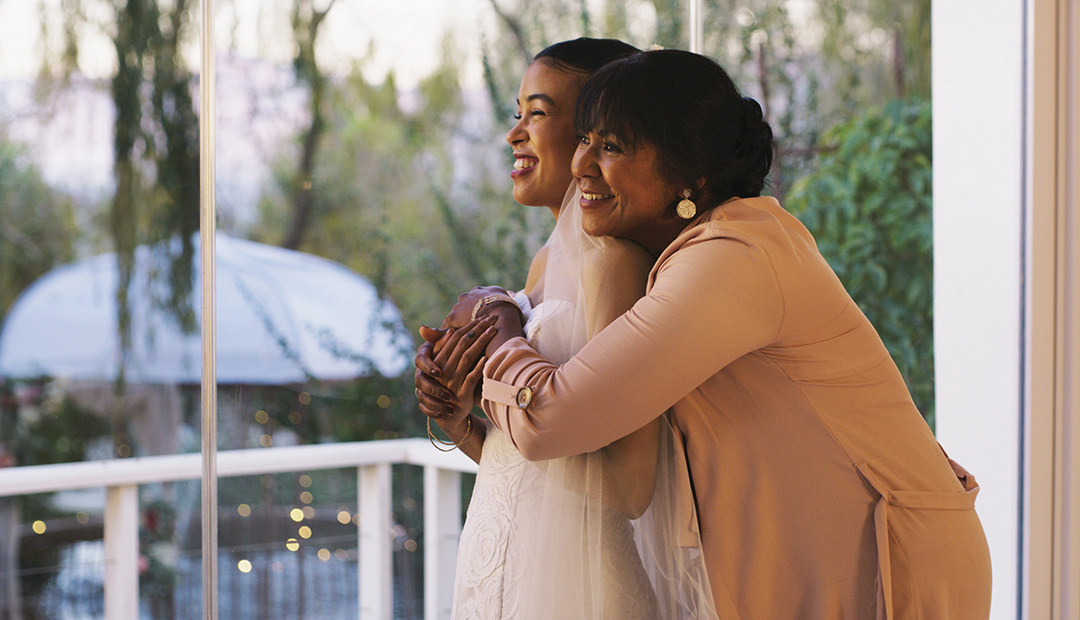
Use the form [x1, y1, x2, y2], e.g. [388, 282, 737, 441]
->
[0, 234, 411, 384]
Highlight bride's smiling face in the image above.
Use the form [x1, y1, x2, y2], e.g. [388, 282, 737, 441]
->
[505, 62, 582, 209]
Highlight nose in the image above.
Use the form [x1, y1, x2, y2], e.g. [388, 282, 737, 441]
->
[506, 115, 526, 146]
[571, 141, 599, 179]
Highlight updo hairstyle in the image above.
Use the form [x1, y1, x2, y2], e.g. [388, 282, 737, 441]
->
[532, 38, 639, 85]
[575, 49, 775, 209]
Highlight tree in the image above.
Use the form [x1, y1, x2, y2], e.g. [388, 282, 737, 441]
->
[785, 99, 934, 425]
[281, 0, 338, 251]
[697, 0, 931, 201]
[0, 138, 81, 620]
[0, 140, 78, 318]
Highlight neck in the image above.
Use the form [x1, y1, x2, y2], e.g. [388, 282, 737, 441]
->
[639, 218, 695, 259]
[547, 204, 561, 222]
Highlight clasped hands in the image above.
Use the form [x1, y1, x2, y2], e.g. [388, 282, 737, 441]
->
[413, 286, 523, 430]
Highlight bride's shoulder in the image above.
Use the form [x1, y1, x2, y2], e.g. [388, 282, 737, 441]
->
[590, 237, 654, 279]
[581, 238, 654, 330]
[524, 244, 551, 303]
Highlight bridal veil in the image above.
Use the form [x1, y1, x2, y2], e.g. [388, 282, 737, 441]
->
[505, 187, 719, 619]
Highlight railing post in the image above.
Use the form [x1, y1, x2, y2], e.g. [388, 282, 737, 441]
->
[423, 466, 461, 620]
[104, 484, 139, 620]
[358, 464, 391, 620]
[1, 497, 23, 620]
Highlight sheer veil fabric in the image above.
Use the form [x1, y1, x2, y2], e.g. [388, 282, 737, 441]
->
[451, 186, 719, 619]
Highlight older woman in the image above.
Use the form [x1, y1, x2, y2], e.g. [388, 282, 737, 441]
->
[436, 50, 992, 619]
[415, 40, 718, 619]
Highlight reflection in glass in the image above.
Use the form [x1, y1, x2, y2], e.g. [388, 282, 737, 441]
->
[2, 0, 205, 614]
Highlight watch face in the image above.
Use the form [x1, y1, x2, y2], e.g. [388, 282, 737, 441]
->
[515, 387, 533, 409]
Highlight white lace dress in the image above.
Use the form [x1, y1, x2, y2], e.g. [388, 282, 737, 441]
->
[450, 303, 659, 620]
[449, 192, 718, 620]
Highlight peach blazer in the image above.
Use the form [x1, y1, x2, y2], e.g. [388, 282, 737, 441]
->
[481, 196, 992, 619]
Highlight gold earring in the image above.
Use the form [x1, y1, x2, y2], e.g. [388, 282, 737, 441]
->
[676, 189, 697, 219]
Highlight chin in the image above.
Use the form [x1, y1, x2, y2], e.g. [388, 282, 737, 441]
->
[512, 187, 534, 206]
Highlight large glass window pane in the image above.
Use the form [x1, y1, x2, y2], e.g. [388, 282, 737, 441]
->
[210, 2, 695, 616]
[1, 1, 934, 617]
[1, 1, 204, 617]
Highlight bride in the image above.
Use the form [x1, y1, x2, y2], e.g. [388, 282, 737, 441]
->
[414, 39, 717, 619]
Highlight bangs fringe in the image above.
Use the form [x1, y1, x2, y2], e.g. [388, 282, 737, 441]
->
[574, 55, 650, 149]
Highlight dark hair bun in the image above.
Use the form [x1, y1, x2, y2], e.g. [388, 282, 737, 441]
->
[724, 97, 774, 199]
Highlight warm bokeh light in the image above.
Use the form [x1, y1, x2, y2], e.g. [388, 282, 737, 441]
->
[237, 504, 251, 517]
[334, 549, 348, 561]
[377, 395, 390, 408]
[337, 510, 351, 525]
[302, 506, 315, 519]
[300, 491, 313, 504]
[32, 520, 46, 534]
[299, 526, 312, 539]
[290, 508, 304, 522]
[75, 512, 89, 524]
[318, 548, 330, 561]
[259, 434, 273, 447]
[298, 392, 311, 405]
[255, 410, 269, 424]
[238, 560, 252, 573]
[299, 474, 312, 488]
[286, 539, 299, 552]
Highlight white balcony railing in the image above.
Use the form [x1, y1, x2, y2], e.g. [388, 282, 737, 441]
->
[0, 439, 478, 620]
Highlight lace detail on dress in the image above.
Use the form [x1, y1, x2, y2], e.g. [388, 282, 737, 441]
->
[451, 426, 659, 620]
[452, 427, 526, 619]
[452, 304, 658, 619]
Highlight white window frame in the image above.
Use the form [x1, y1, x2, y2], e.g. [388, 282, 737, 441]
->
[934, 1, 1078, 619]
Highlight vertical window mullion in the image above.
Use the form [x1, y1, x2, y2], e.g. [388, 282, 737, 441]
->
[688, 0, 704, 53]
[199, 0, 218, 619]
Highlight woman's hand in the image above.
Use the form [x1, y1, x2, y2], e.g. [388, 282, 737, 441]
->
[442, 286, 516, 330]
[414, 316, 497, 425]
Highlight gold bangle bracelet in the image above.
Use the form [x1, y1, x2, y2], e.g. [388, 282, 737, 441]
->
[427, 415, 474, 452]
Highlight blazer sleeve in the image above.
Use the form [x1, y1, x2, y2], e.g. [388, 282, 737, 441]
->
[481, 229, 785, 460]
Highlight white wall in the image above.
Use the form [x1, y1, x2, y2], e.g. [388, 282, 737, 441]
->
[932, 2, 1024, 618]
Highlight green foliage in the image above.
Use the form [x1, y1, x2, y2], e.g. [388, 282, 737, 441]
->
[699, 0, 930, 201]
[786, 99, 934, 426]
[0, 140, 78, 318]
[3, 379, 111, 466]
[252, 52, 546, 333]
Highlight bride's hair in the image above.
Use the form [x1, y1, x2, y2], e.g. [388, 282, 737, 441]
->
[575, 50, 775, 207]
[532, 38, 639, 86]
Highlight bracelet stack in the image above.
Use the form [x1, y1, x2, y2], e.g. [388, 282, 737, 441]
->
[427, 415, 474, 452]
[470, 292, 525, 324]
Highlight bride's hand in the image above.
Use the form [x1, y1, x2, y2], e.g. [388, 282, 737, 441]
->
[414, 325, 449, 412]
[442, 286, 514, 330]
[414, 315, 497, 426]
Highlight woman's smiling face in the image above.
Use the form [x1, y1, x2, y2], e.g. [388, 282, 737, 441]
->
[505, 62, 582, 209]
[572, 131, 683, 256]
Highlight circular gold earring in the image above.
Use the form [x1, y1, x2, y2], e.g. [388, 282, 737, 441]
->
[676, 189, 697, 219]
